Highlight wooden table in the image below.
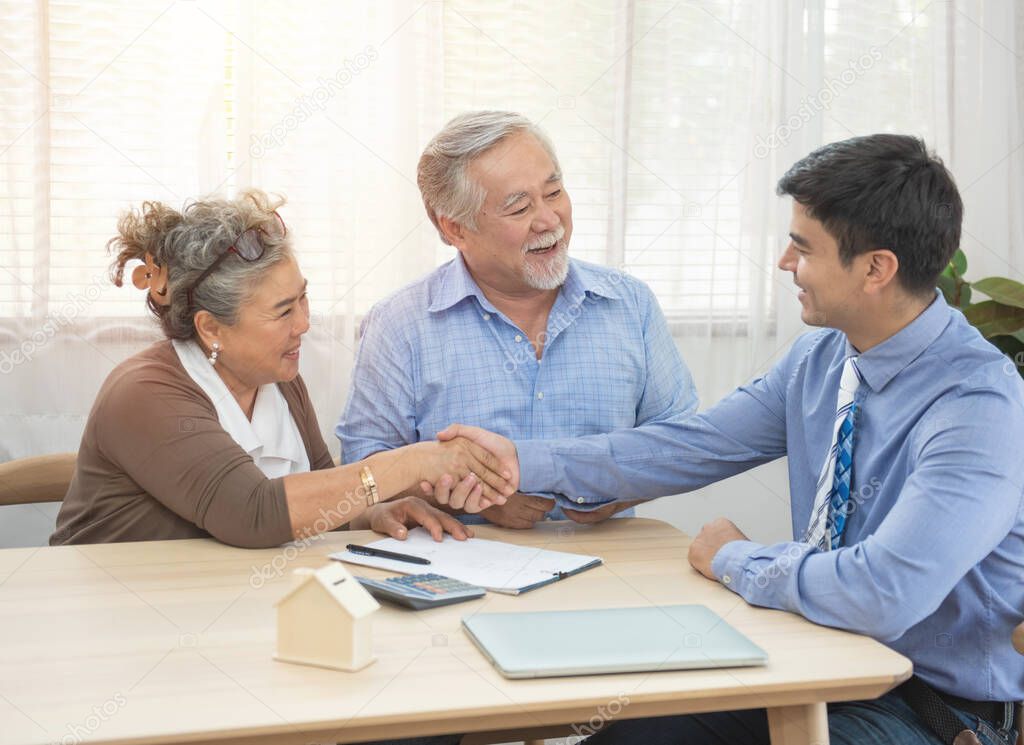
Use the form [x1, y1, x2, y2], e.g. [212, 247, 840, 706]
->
[0, 519, 910, 745]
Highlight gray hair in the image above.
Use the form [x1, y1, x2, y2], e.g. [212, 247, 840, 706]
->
[109, 189, 292, 340]
[417, 111, 561, 243]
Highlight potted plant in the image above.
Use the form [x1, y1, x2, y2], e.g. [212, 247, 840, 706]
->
[938, 249, 1024, 378]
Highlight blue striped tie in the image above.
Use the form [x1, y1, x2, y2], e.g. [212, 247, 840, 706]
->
[805, 356, 862, 551]
[827, 403, 857, 549]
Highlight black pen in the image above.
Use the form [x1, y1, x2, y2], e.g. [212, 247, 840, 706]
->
[345, 544, 431, 565]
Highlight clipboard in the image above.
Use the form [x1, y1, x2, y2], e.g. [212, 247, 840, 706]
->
[511, 559, 603, 594]
[330, 528, 603, 595]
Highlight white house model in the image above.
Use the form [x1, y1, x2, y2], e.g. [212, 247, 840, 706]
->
[274, 562, 380, 671]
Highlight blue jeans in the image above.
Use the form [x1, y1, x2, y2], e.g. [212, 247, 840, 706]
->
[584, 691, 1018, 745]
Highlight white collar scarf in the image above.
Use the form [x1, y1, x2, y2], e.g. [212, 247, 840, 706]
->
[172, 339, 310, 478]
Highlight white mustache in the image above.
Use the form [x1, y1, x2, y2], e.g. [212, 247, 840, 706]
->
[524, 224, 565, 252]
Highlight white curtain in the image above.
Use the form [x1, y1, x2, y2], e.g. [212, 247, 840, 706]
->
[2, 0, 1021, 469]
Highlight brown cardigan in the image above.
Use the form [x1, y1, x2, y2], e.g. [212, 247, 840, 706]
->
[51, 340, 334, 548]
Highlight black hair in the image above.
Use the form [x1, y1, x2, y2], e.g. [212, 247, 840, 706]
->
[777, 134, 962, 296]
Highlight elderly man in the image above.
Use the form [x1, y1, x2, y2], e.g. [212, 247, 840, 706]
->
[337, 111, 697, 527]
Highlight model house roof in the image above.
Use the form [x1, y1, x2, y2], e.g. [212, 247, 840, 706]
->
[275, 563, 380, 619]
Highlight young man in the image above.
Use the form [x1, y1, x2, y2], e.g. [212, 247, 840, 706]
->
[337, 111, 697, 528]
[442, 135, 1024, 745]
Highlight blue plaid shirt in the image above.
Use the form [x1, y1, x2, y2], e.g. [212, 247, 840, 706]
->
[336, 254, 698, 520]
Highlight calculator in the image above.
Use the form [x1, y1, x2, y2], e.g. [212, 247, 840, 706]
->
[356, 573, 486, 610]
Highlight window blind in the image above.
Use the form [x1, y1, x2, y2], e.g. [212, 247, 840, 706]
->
[0, 0, 956, 326]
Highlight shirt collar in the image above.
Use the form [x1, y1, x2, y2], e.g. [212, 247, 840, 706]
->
[427, 253, 494, 313]
[561, 259, 623, 302]
[845, 290, 951, 392]
[427, 253, 621, 314]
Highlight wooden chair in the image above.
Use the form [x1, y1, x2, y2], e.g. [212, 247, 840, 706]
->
[0, 453, 76, 505]
[1014, 621, 1023, 745]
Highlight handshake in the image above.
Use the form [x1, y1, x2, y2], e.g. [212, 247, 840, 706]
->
[410, 424, 519, 513]
[409, 424, 638, 528]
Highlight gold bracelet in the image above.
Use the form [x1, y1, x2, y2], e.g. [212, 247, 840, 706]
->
[360, 466, 380, 508]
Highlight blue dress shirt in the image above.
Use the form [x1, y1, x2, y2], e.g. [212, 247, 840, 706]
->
[337, 254, 699, 519]
[517, 293, 1024, 700]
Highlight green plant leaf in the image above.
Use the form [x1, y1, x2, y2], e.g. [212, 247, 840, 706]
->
[958, 283, 972, 308]
[963, 301, 1024, 337]
[937, 273, 957, 305]
[990, 333, 1024, 355]
[972, 277, 1024, 309]
[951, 249, 967, 276]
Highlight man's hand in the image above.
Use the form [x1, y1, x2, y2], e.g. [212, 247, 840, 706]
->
[365, 496, 474, 542]
[480, 492, 555, 529]
[421, 424, 520, 496]
[562, 499, 644, 525]
[687, 517, 748, 580]
[408, 436, 514, 509]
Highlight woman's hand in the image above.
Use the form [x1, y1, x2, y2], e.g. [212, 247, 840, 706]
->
[427, 473, 497, 514]
[365, 497, 474, 542]
[410, 437, 514, 510]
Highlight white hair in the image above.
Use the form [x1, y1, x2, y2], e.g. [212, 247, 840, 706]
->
[416, 111, 561, 243]
[109, 190, 292, 340]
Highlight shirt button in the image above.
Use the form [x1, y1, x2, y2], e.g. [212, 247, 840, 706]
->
[722, 575, 732, 585]
[514, 334, 522, 342]
[482, 313, 491, 321]
[576, 497, 585, 504]
[536, 392, 544, 400]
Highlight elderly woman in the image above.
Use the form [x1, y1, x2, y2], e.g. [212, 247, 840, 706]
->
[51, 190, 512, 548]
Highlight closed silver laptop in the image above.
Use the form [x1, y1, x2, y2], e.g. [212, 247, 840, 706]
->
[462, 604, 768, 679]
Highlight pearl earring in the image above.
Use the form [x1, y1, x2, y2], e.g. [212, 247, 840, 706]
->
[208, 342, 220, 366]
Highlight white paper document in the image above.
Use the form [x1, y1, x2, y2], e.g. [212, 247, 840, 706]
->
[330, 528, 603, 595]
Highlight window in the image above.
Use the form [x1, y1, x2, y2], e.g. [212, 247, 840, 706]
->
[0, 0, 975, 329]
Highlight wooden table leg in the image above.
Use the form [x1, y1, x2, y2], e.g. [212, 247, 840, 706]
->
[767, 702, 830, 745]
